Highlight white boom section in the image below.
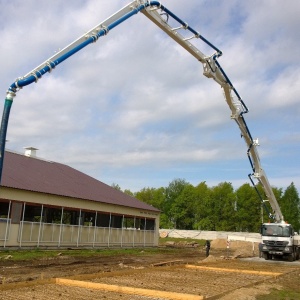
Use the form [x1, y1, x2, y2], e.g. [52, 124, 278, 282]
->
[223, 85, 284, 222]
[141, 5, 225, 86]
[141, 3, 284, 222]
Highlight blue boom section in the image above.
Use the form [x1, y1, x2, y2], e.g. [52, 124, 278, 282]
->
[7, 4, 148, 94]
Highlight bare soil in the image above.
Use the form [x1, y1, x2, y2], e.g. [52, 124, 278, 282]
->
[0, 240, 299, 299]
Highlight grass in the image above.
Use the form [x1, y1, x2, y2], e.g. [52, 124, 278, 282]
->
[257, 289, 300, 300]
[0, 237, 205, 261]
[0, 248, 161, 261]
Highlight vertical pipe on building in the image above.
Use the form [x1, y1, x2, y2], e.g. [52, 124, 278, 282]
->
[77, 209, 81, 248]
[144, 218, 146, 248]
[133, 216, 136, 248]
[73, 223, 76, 244]
[19, 202, 26, 248]
[58, 207, 64, 248]
[71, 224, 74, 243]
[121, 215, 124, 248]
[37, 205, 43, 248]
[93, 211, 97, 248]
[3, 200, 11, 248]
[51, 221, 54, 242]
[87, 220, 90, 244]
[108, 212, 112, 248]
[30, 221, 33, 242]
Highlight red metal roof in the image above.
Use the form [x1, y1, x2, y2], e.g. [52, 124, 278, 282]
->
[1, 151, 159, 213]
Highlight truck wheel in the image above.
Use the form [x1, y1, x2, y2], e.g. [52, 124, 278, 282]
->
[288, 253, 295, 262]
[263, 253, 270, 260]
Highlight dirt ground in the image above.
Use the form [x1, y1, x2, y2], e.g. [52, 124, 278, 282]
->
[0, 240, 299, 299]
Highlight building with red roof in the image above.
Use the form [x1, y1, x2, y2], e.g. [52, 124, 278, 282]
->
[0, 149, 160, 248]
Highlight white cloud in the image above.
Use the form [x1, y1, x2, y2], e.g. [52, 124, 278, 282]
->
[0, 0, 299, 192]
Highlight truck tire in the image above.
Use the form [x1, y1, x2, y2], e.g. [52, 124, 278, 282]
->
[288, 253, 295, 262]
[263, 253, 270, 260]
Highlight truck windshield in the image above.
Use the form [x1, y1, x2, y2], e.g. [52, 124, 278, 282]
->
[261, 225, 291, 237]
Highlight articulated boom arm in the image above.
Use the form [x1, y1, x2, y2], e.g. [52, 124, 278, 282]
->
[0, 1, 283, 222]
[223, 84, 284, 223]
[141, 3, 284, 223]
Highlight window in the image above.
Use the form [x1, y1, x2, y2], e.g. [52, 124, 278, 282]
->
[0, 201, 9, 218]
[43, 207, 62, 224]
[137, 218, 155, 230]
[96, 213, 110, 227]
[62, 209, 81, 225]
[81, 211, 96, 226]
[111, 215, 122, 228]
[261, 224, 292, 237]
[23, 204, 42, 222]
[145, 219, 155, 230]
[123, 217, 135, 229]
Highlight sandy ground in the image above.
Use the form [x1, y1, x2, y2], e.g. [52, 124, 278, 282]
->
[0, 240, 299, 299]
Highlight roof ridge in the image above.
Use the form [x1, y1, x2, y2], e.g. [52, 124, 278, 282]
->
[6, 148, 54, 163]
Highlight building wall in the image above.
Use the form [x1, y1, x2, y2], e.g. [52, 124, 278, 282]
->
[0, 187, 159, 249]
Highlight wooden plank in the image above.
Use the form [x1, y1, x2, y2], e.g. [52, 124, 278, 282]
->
[0, 279, 55, 291]
[152, 260, 183, 267]
[185, 265, 282, 276]
[55, 278, 205, 300]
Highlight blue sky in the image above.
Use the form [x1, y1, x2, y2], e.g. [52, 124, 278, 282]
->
[0, 0, 299, 193]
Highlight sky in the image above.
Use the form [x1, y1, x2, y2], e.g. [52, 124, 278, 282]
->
[0, 0, 299, 193]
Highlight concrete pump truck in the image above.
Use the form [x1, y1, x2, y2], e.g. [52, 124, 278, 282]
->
[0, 1, 299, 260]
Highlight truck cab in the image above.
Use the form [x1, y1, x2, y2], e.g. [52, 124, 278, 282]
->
[261, 223, 300, 261]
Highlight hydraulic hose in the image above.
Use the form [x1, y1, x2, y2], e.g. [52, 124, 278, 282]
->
[0, 95, 14, 183]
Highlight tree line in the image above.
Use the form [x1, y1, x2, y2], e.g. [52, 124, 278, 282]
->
[112, 180, 300, 233]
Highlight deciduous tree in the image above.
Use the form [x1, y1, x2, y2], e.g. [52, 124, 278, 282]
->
[279, 183, 300, 232]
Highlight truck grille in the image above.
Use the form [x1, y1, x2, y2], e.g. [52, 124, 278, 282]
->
[263, 240, 288, 247]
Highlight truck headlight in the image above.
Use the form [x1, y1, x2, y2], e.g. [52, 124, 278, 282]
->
[284, 247, 291, 252]
[262, 245, 267, 250]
